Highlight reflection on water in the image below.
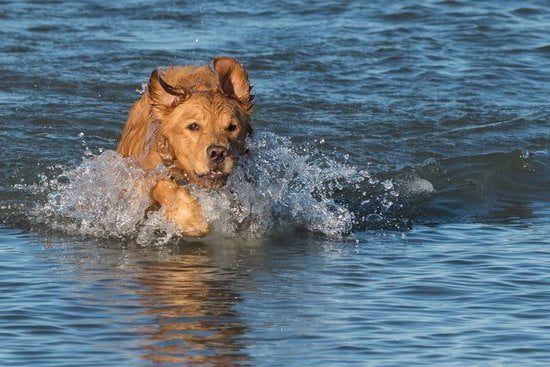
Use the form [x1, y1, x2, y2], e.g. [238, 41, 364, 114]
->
[2, 230, 256, 366]
[136, 248, 249, 365]
[2, 220, 550, 366]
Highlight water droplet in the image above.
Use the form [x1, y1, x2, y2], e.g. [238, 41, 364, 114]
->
[381, 179, 393, 190]
[136, 82, 148, 94]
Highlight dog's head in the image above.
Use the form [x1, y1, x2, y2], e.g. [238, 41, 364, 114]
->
[149, 57, 253, 189]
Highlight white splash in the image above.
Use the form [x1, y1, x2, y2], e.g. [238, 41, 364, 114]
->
[30, 132, 370, 244]
[31, 150, 173, 243]
[193, 133, 367, 239]
[402, 177, 435, 197]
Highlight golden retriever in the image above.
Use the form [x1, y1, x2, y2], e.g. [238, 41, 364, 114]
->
[117, 57, 253, 237]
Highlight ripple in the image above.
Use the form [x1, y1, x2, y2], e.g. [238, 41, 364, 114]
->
[26, 25, 61, 33]
[513, 7, 541, 16]
[535, 45, 550, 53]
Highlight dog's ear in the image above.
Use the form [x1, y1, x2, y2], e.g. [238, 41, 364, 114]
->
[213, 57, 254, 112]
[148, 68, 188, 109]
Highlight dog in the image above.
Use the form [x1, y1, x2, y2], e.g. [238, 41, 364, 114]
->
[117, 57, 253, 237]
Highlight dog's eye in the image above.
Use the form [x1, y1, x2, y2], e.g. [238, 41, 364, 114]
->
[187, 123, 200, 131]
[226, 124, 237, 132]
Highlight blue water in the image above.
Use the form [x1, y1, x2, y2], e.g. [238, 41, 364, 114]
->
[1, 0, 550, 365]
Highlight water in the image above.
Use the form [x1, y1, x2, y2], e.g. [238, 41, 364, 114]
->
[1, 0, 549, 365]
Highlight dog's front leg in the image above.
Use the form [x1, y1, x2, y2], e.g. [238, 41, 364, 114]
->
[150, 179, 209, 237]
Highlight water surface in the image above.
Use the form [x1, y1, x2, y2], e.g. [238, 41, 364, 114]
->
[1, 0, 549, 365]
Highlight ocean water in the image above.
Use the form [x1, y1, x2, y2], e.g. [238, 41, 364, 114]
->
[1, 0, 549, 366]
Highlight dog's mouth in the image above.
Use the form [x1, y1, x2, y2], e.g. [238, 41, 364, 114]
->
[194, 169, 230, 188]
[183, 156, 238, 189]
[202, 169, 227, 180]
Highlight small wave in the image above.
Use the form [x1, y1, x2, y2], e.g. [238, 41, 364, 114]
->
[512, 7, 541, 16]
[535, 45, 550, 54]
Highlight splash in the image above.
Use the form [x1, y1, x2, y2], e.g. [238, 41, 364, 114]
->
[30, 150, 173, 243]
[193, 133, 367, 239]
[28, 132, 431, 244]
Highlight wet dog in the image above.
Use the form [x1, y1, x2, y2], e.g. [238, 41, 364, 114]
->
[117, 57, 253, 236]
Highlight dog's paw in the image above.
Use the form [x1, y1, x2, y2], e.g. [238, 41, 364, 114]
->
[151, 180, 210, 237]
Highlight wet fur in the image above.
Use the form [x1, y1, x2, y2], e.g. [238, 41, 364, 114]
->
[117, 57, 253, 237]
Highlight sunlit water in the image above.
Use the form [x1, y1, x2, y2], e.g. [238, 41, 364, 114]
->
[1, 0, 550, 366]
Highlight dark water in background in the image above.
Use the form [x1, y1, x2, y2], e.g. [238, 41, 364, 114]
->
[1, 0, 550, 365]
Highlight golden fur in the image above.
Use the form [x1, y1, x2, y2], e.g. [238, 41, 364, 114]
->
[117, 57, 253, 237]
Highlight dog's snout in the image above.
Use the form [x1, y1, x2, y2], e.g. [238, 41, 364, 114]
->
[207, 145, 228, 162]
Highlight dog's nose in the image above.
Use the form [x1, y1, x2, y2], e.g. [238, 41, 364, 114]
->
[207, 145, 227, 162]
